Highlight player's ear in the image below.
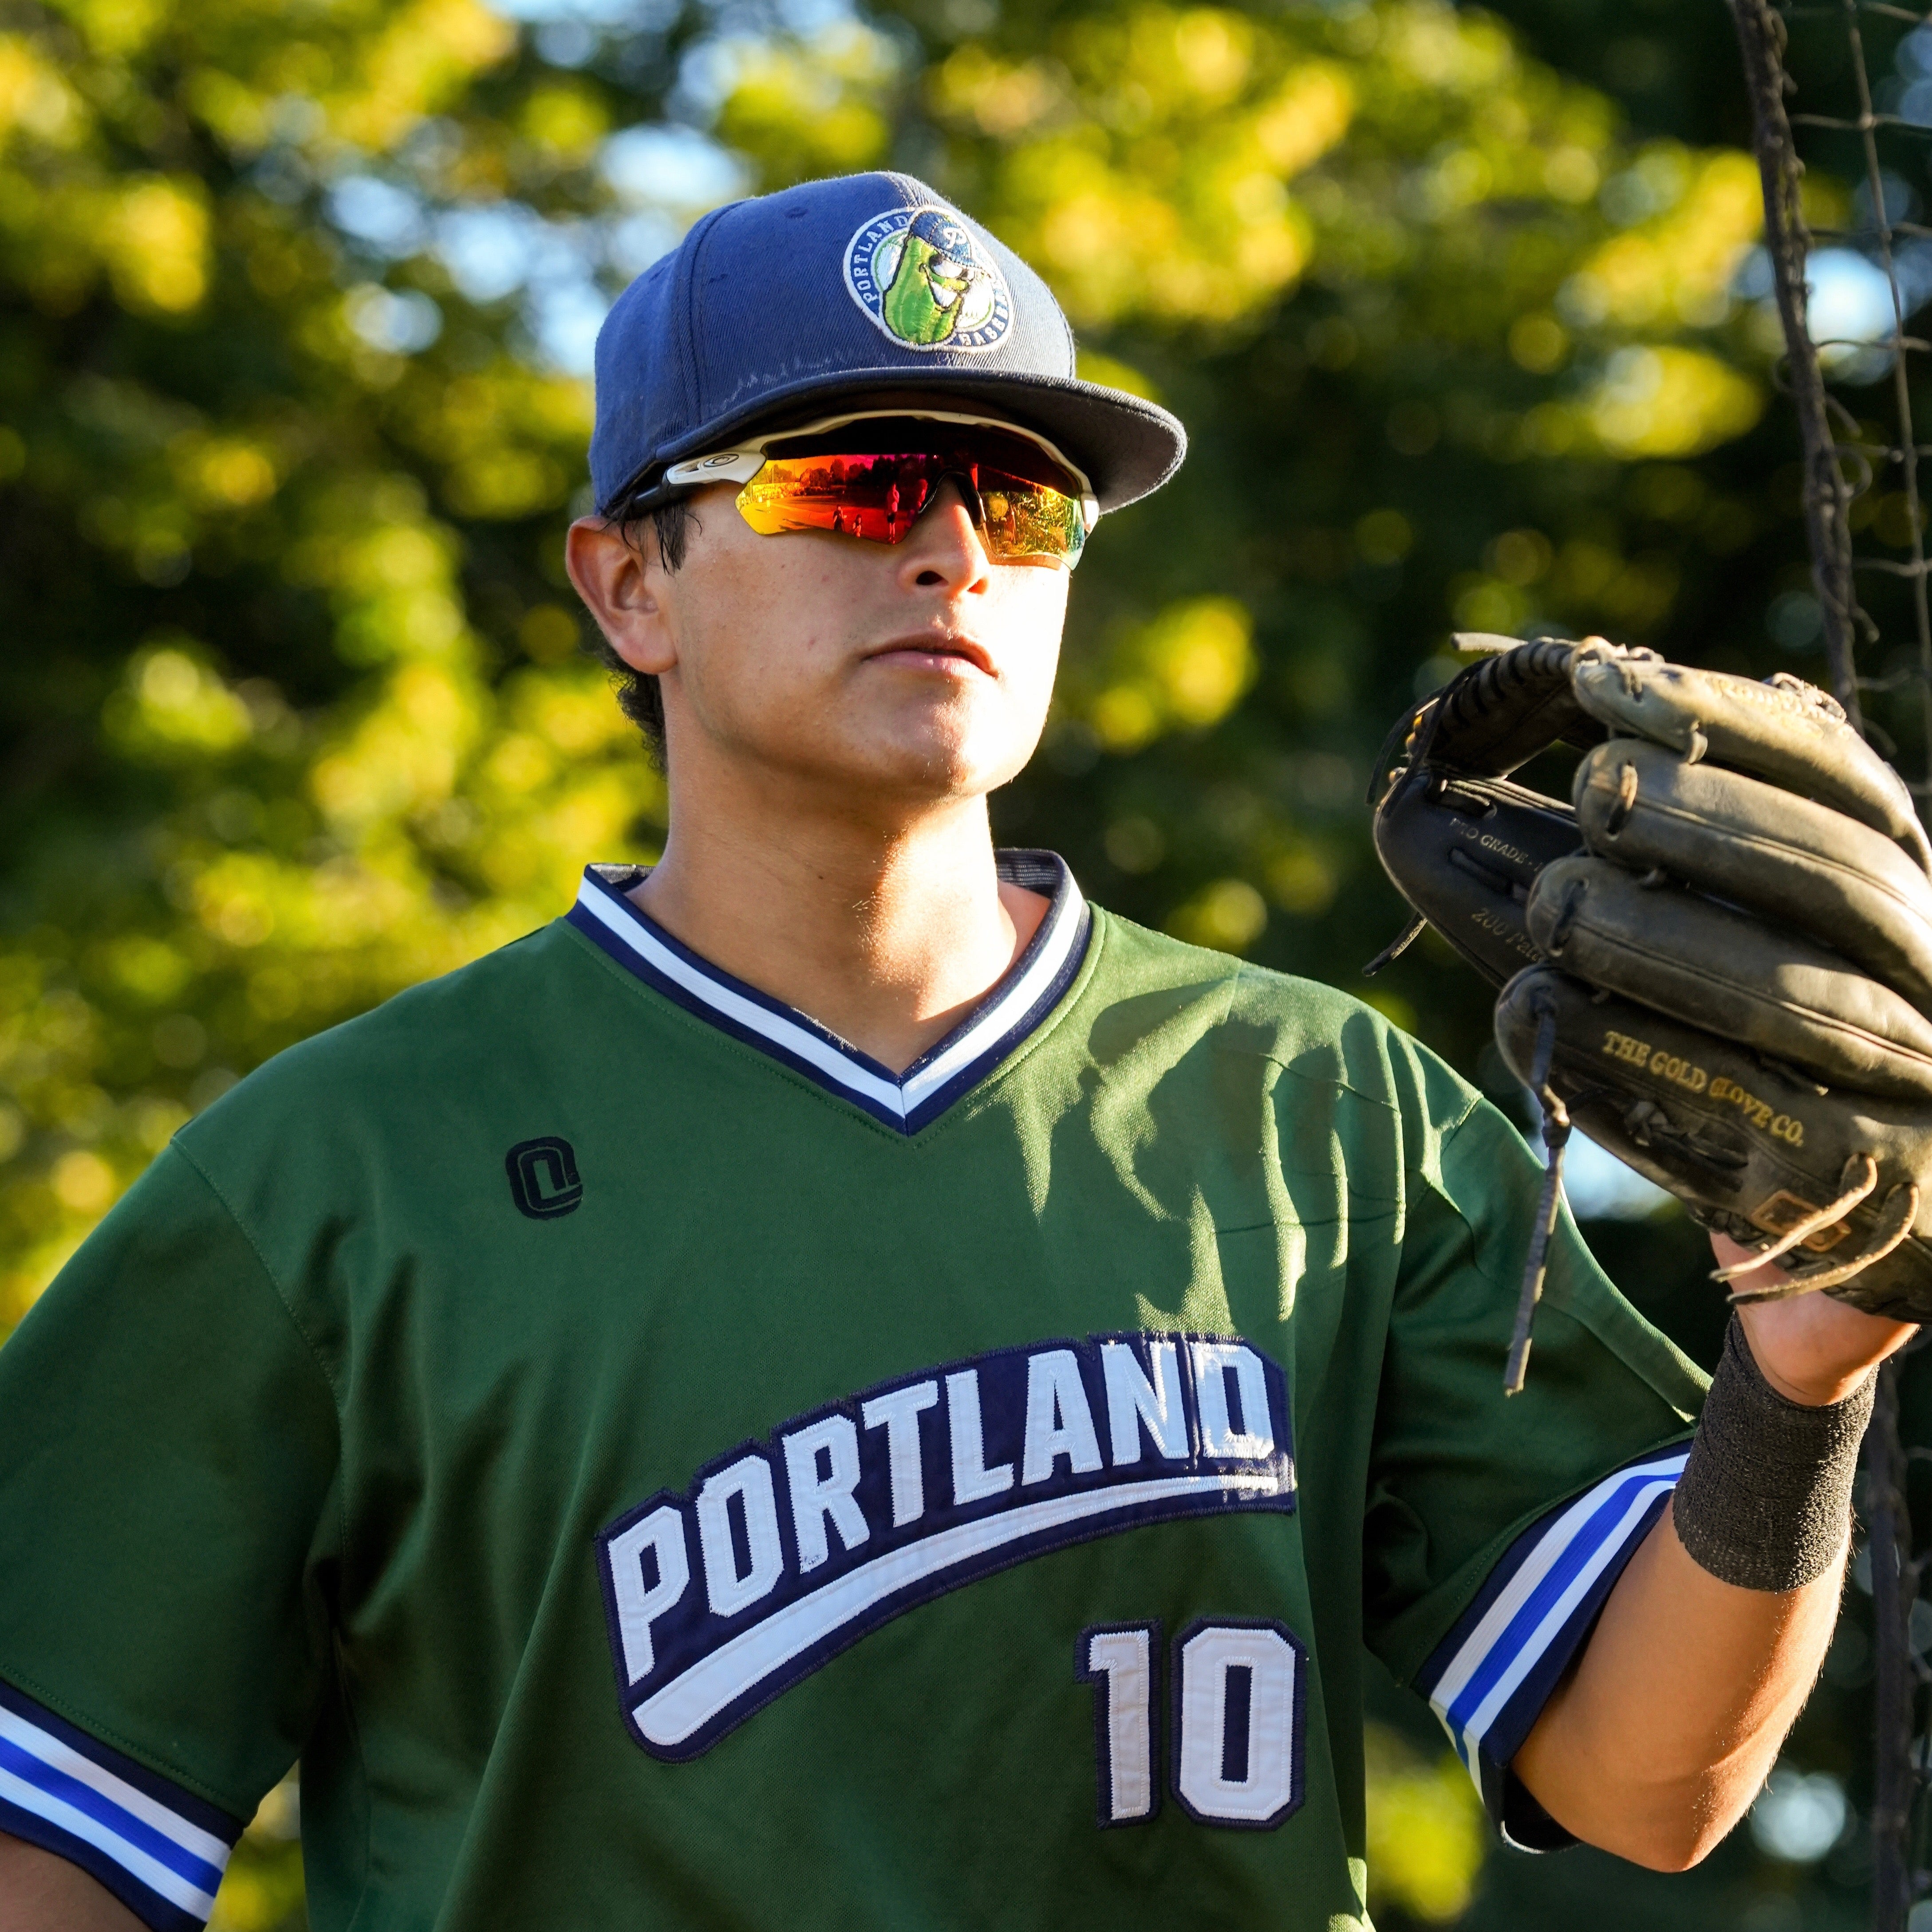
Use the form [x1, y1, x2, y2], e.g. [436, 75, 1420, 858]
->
[566, 517, 678, 677]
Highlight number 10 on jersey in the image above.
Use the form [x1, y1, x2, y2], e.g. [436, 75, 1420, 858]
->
[1076, 1619, 1307, 1830]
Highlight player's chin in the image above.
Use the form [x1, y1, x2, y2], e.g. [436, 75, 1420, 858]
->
[847, 702, 1041, 799]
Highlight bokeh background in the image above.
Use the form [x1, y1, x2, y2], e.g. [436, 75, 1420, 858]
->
[3, 0, 1927, 1924]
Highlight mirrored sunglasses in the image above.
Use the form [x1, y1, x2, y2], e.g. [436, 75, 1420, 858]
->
[662, 412, 1098, 568]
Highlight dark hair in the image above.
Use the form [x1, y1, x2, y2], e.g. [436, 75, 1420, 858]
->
[581, 495, 698, 768]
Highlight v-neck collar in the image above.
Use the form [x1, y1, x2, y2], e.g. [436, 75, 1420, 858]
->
[565, 849, 1091, 1136]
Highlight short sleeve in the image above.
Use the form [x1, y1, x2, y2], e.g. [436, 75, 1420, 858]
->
[0, 1144, 340, 1928]
[1363, 1094, 1707, 1846]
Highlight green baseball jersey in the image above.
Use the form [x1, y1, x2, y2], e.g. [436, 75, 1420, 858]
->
[0, 852, 1704, 1931]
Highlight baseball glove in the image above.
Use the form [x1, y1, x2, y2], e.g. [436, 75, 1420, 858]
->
[1369, 635, 1932, 1386]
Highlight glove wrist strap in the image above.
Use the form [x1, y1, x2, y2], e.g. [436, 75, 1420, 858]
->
[1672, 1315, 1873, 1592]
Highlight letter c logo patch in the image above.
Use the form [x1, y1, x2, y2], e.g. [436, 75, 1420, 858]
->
[507, 1137, 583, 1219]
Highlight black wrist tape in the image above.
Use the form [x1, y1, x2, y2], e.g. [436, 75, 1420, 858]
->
[1672, 1316, 1874, 1593]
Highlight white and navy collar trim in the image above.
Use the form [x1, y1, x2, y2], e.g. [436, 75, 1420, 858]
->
[567, 849, 1091, 1136]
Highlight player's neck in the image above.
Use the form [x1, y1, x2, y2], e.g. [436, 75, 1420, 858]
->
[629, 792, 1047, 1075]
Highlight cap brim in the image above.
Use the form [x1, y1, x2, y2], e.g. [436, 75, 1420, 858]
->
[656, 368, 1185, 514]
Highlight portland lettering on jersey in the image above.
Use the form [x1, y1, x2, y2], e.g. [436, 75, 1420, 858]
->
[596, 1332, 1295, 1761]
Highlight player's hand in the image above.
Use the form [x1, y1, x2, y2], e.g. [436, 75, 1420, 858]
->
[1711, 1231, 1916, 1405]
[1372, 641, 1932, 1340]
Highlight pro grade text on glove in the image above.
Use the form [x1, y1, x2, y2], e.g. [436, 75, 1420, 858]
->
[1370, 637, 1932, 1329]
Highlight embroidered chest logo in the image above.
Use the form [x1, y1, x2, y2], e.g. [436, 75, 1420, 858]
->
[505, 1137, 582, 1219]
[595, 1332, 1295, 1760]
[844, 206, 1013, 353]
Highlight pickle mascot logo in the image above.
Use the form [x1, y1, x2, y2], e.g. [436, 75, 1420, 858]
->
[844, 205, 1014, 352]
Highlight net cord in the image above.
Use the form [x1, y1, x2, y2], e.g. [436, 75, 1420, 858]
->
[1727, 4, 1932, 1919]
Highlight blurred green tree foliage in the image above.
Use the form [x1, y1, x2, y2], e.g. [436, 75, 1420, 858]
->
[0, 0, 669, 1318]
[0, 0, 1777, 1323]
[0, 0, 1889, 1924]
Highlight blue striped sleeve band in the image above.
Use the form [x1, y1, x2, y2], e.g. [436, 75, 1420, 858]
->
[0, 1679, 241, 1930]
[1414, 1444, 1690, 1840]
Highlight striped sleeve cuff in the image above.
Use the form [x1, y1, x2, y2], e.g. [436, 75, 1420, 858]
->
[0, 1679, 242, 1930]
[1413, 1444, 1690, 1849]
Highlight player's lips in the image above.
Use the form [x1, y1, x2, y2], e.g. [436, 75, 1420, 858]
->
[863, 635, 996, 677]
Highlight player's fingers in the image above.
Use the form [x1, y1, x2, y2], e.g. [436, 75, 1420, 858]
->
[1573, 741, 1932, 1013]
[1524, 854, 1932, 1101]
[1721, 1239, 1919, 1399]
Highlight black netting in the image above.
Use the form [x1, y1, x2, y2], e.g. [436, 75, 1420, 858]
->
[1730, 4, 1932, 1920]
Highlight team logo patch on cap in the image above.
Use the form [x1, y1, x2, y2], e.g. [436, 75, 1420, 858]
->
[844, 206, 1013, 352]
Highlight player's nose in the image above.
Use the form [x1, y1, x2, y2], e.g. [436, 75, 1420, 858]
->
[897, 478, 992, 594]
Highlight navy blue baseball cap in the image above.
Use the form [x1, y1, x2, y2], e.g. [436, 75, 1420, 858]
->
[588, 171, 1186, 517]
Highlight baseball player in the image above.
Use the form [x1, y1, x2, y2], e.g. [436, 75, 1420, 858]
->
[0, 172, 1910, 1932]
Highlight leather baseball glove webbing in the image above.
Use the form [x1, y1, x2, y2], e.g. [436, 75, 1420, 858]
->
[1368, 635, 1932, 1389]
